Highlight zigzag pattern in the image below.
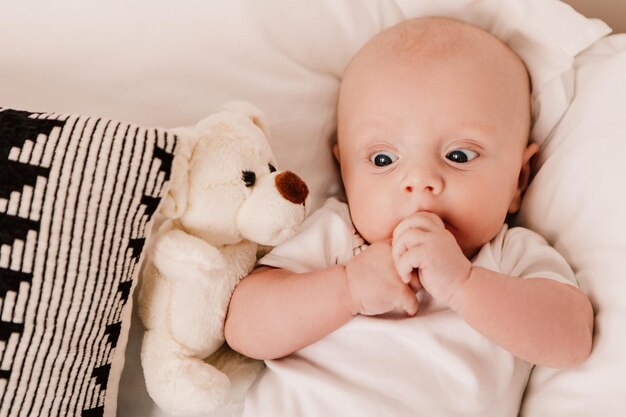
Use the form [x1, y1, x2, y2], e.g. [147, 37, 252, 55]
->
[0, 109, 176, 416]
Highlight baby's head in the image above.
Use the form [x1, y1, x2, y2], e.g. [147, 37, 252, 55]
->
[335, 16, 538, 257]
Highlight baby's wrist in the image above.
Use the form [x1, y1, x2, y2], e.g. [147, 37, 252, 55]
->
[447, 264, 474, 310]
[337, 264, 360, 316]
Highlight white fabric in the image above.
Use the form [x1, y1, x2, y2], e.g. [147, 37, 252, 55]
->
[517, 34, 626, 417]
[0, 2, 621, 417]
[244, 198, 577, 417]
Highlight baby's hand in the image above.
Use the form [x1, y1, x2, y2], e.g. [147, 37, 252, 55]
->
[392, 212, 472, 306]
[345, 239, 420, 317]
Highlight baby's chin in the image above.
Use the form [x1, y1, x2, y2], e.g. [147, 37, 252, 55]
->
[461, 245, 481, 260]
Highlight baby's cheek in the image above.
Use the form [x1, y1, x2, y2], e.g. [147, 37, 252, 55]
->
[355, 211, 396, 244]
[345, 180, 397, 243]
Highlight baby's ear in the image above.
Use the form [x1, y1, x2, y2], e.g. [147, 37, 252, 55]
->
[508, 142, 540, 213]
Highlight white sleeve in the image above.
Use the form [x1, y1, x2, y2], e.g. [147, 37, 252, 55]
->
[257, 198, 354, 273]
[497, 227, 578, 287]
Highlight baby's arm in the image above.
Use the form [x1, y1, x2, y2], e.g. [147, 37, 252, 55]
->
[225, 265, 353, 360]
[450, 267, 592, 368]
[393, 212, 593, 368]
[225, 240, 418, 360]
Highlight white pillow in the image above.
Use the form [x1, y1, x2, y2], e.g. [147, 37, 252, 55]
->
[518, 34, 626, 417]
[0, 107, 176, 417]
[0, 0, 609, 212]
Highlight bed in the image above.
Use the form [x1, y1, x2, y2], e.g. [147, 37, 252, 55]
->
[1, 1, 625, 416]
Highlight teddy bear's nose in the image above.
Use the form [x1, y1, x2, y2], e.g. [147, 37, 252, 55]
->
[275, 171, 309, 205]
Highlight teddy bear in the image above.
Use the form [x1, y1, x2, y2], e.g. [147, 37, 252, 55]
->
[137, 102, 309, 416]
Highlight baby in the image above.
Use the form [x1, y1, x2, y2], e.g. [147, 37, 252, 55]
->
[225, 17, 593, 417]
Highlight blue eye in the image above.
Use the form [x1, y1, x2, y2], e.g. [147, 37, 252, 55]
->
[370, 151, 398, 167]
[446, 149, 478, 163]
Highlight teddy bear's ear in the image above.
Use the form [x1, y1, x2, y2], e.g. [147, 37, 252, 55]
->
[222, 101, 271, 138]
[160, 128, 198, 219]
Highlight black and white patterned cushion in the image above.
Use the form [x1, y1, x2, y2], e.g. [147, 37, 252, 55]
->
[0, 108, 176, 417]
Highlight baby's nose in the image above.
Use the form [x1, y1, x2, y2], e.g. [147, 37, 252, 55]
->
[405, 185, 435, 193]
[275, 171, 309, 205]
[403, 167, 443, 195]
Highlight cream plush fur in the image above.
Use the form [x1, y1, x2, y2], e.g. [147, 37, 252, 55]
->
[137, 102, 309, 416]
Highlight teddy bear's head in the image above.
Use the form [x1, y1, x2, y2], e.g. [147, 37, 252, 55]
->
[162, 102, 309, 247]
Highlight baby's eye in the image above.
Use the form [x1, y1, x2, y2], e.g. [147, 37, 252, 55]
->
[370, 151, 398, 167]
[445, 149, 478, 163]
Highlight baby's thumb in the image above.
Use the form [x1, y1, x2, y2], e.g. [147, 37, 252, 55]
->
[403, 289, 420, 317]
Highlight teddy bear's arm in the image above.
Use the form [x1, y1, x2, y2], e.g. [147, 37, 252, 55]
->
[151, 228, 226, 285]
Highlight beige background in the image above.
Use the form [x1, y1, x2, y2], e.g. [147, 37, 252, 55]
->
[565, 0, 626, 33]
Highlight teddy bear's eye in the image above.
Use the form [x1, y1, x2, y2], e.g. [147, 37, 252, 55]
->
[242, 170, 256, 187]
[268, 163, 277, 173]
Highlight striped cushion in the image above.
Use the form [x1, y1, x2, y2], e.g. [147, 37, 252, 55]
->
[0, 108, 176, 417]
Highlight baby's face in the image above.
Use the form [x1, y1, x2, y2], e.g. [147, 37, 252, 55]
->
[336, 19, 536, 257]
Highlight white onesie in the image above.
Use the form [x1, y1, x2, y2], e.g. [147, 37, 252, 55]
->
[242, 197, 577, 417]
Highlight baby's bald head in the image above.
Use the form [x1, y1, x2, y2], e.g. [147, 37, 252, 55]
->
[338, 17, 532, 149]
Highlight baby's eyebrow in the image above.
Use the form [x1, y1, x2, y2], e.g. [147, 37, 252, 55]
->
[456, 120, 496, 137]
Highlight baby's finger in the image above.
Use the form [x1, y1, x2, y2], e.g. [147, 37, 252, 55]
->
[401, 289, 420, 317]
[409, 273, 421, 293]
[398, 267, 419, 286]
[395, 257, 415, 284]
[417, 211, 446, 229]
[392, 228, 426, 263]
[392, 216, 430, 242]
[392, 212, 441, 242]
[395, 247, 423, 283]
